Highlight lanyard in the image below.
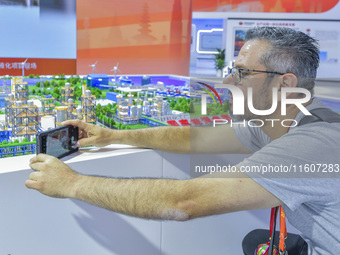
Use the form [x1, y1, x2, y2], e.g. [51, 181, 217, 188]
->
[269, 206, 287, 253]
[279, 206, 287, 253]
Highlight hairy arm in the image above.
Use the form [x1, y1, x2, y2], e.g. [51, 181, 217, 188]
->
[116, 126, 191, 154]
[63, 120, 250, 154]
[72, 174, 282, 220]
[26, 154, 281, 221]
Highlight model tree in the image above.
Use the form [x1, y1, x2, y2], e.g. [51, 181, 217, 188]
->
[43, 81, 50, 88]
[214, 48, 226, 77]
[223, 100, 230, 113]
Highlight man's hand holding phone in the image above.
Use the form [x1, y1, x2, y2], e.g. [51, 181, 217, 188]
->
[27, 119, 125, 196]
[62, 120, 117, 148]
[26, 154, 81, 198]
[27, 120, 113, 197]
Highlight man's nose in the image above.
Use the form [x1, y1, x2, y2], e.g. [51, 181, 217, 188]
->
[223, 73, 237, 85]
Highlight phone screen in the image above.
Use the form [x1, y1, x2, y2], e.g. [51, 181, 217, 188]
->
[37, 125, 79, 159]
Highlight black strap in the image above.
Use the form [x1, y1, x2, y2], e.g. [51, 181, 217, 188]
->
[298, 108, 340, 126]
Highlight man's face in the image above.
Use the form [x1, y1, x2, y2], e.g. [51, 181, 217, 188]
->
[225, 39, 279, 120]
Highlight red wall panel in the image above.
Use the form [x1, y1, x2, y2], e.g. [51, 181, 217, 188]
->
[76, 0, 193, 75]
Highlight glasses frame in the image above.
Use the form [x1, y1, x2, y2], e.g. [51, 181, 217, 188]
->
[228, 67, 285, 83]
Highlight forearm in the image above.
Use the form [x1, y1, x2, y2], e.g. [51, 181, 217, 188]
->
[70, 175, 191, 221]
[104, 124, 249, 154]
[114, 126, 191, 153]
[69, 173, 264, 221]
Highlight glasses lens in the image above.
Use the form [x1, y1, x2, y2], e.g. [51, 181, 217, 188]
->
[228, 68, 241, 83]
[233, 68, 241, 83]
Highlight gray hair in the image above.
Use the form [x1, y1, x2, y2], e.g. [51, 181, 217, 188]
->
[245, 26, 320, 93]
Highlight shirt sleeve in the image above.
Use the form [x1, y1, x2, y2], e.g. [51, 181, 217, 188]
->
[236, 122, 340, 211]
[233, 122, 272, 153]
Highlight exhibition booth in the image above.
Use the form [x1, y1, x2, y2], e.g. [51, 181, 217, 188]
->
[1, 0, 340, 254]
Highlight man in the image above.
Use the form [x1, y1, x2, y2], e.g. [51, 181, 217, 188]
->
[26, 27, 340, 254]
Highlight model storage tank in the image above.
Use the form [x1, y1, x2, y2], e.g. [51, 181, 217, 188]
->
[61, 82, 74, 105]
[137, 105, 142, 118]
[163, 101, 171, 116]
[55, 106, 68, 125]
[41, 115, 56, 130]
[65, 83, 71, 94]
[127, 94, 134, 106]
[143, 101, 150, 115]
[42, 94, 55, 116]
[76, 106, 83, 120]
[118, 100, 129, 119]
[120, 112, 129, 119]
[67, 98, 76, 119]
[130, 105, 137, 117]
[82, 84, 87, 95]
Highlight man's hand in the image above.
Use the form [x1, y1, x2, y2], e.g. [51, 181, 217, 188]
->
[62, 119, 116, 147]
[25, 154, 81, 198]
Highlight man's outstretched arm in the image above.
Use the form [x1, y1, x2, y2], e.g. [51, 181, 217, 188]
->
[63, 120, 250, 154]
[26, 154, 281, 220]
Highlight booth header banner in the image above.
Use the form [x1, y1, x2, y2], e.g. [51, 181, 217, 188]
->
[193, 0, 340, 13]
[0, 58, 76, 76]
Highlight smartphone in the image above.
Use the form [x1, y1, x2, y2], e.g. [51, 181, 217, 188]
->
[36, 125, 79, 159]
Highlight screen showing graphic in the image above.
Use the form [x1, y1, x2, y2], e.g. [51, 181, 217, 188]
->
[226, 19, 340, 79]
[46, 128, 77, 158]
[200, 34, 223, 52]
[234, 29, 247, 56]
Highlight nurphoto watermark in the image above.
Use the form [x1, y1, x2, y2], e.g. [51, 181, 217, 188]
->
[200, 83, 312, 128]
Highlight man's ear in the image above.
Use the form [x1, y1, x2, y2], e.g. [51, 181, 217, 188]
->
[279, 73, 298, 90]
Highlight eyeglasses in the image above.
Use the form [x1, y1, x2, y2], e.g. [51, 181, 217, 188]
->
[227, 67, 285, 83]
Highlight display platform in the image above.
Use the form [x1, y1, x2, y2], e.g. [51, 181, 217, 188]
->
[0, 145, 300, 255]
